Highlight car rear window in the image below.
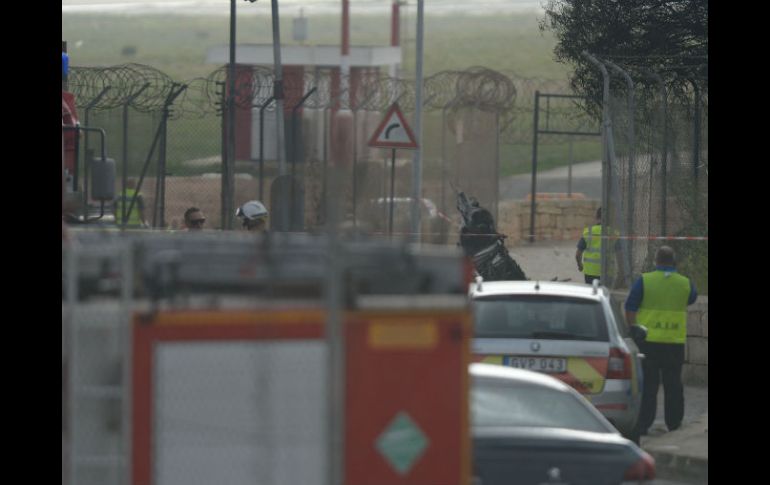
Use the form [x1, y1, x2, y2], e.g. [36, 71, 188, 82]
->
[472, 380, 611, 433]
[472, 295, 609, 341]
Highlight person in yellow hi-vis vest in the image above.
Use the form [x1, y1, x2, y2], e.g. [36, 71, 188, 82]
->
[114, 178, 148, 228]
[625, 246, 697, 436]
[575, 207, 623, 284]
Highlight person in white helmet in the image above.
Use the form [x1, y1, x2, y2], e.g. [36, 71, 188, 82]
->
[236, 200, 269, 232]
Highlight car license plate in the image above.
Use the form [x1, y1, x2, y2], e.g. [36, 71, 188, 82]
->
[504, 356, 567, 373]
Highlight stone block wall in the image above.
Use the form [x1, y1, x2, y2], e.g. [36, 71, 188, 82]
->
[497, 199, 600, 244]
[683, 297, 708, 386]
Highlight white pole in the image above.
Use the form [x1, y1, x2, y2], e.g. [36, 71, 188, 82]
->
[271, 0, 286, 177]
[410, 0, 424, 243]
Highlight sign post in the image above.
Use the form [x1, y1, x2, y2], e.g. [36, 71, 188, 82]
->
[388, 149, 396, 236]
[368, 103, 419, 239]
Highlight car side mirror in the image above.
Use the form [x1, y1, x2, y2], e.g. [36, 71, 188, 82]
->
[629, 324, 648, 346]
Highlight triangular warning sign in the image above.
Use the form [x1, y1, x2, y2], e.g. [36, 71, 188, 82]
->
[368, 103, 419, 149]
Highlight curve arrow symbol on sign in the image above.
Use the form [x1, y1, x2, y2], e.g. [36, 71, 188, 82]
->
[368, 103, 418, 149]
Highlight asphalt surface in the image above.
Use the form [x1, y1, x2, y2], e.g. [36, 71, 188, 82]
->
[499, 161, 602, 201]
[642, 387, 708, 484]
[507, 240, 586, 283]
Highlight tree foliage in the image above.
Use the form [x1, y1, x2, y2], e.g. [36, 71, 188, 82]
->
[540, 0, 708, 112]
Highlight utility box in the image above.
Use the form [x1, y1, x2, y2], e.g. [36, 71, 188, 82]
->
[90, 157, 116, 201]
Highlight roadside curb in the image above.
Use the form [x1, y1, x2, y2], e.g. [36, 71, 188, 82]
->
[641, 412, 708, 484]
[647, 449, 708, 484]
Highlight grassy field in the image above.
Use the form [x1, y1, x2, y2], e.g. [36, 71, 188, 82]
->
[63, 12, 595, 176]
[63, 12, 571, 80]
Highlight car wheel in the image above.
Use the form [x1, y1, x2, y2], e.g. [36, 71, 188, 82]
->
[624, 427, 641, 445]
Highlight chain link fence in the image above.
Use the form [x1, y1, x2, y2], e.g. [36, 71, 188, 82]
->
[588, 60, 708, 293]
[67, 61, 705, 288]
[68, 64, 592, 240]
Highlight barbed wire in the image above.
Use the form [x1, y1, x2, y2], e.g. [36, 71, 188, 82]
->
[68, 63, 704, 145]
[70, 64, 531, 118]
[69, 64, 174, 112]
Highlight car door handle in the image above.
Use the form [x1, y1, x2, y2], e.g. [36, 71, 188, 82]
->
[637, 353, 645, 360]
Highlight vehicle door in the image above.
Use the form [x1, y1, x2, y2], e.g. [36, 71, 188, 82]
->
[609, 293, 644, 399]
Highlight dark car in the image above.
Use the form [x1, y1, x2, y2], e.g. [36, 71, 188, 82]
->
[471, 363, 655, 485]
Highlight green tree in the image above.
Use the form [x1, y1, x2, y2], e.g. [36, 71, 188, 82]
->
[540, 0, 707, 111]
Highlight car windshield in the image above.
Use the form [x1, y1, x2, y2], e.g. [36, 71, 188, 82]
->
[472, 295, 609, 341]
[472, 380, 611, 433]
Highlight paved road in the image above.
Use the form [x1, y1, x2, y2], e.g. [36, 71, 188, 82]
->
[500, 160, 602, 200]
[507, 240, 585, 283]
[649, 386, 708, 435]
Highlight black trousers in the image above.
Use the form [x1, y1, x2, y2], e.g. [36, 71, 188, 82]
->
[638, 342, 685, 432]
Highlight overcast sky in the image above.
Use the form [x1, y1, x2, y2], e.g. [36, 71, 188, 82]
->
[62, 0, 545, 16]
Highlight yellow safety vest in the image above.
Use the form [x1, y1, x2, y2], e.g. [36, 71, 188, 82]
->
[637, 270, 691, 344]
[581, 225, 603, 277]
[115, 188, 143, 227]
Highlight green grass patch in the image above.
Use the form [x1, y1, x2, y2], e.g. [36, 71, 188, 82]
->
[500, 140, 602, 177]
[63, 12, 571, 81]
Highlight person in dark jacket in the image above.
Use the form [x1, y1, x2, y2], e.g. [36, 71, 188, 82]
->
[625, 246, 697, 435]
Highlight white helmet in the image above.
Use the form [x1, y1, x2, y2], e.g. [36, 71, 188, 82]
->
[236, 200, 269, 229]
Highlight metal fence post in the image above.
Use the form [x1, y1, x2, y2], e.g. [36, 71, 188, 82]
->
[689, 78, 702, 224]
[269, 0, 289, 232]
[529, 90, 540, 243]
[121, 83, 150, 227]
[258, 96, 277, 202]
[225, 0, 238, 231]
[582, 52, 612, 285]
[410, 0, 426, 244]
[153, 83, 186, 229]
[495, 110, 500, 226]
[604, 59, 636, 283]
[217, 81, 227, 229]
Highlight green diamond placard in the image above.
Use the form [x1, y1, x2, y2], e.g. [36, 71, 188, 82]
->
[375, 411, 429, 475]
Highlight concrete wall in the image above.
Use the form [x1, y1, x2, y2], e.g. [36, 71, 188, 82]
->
[683, 296, 708, 386]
